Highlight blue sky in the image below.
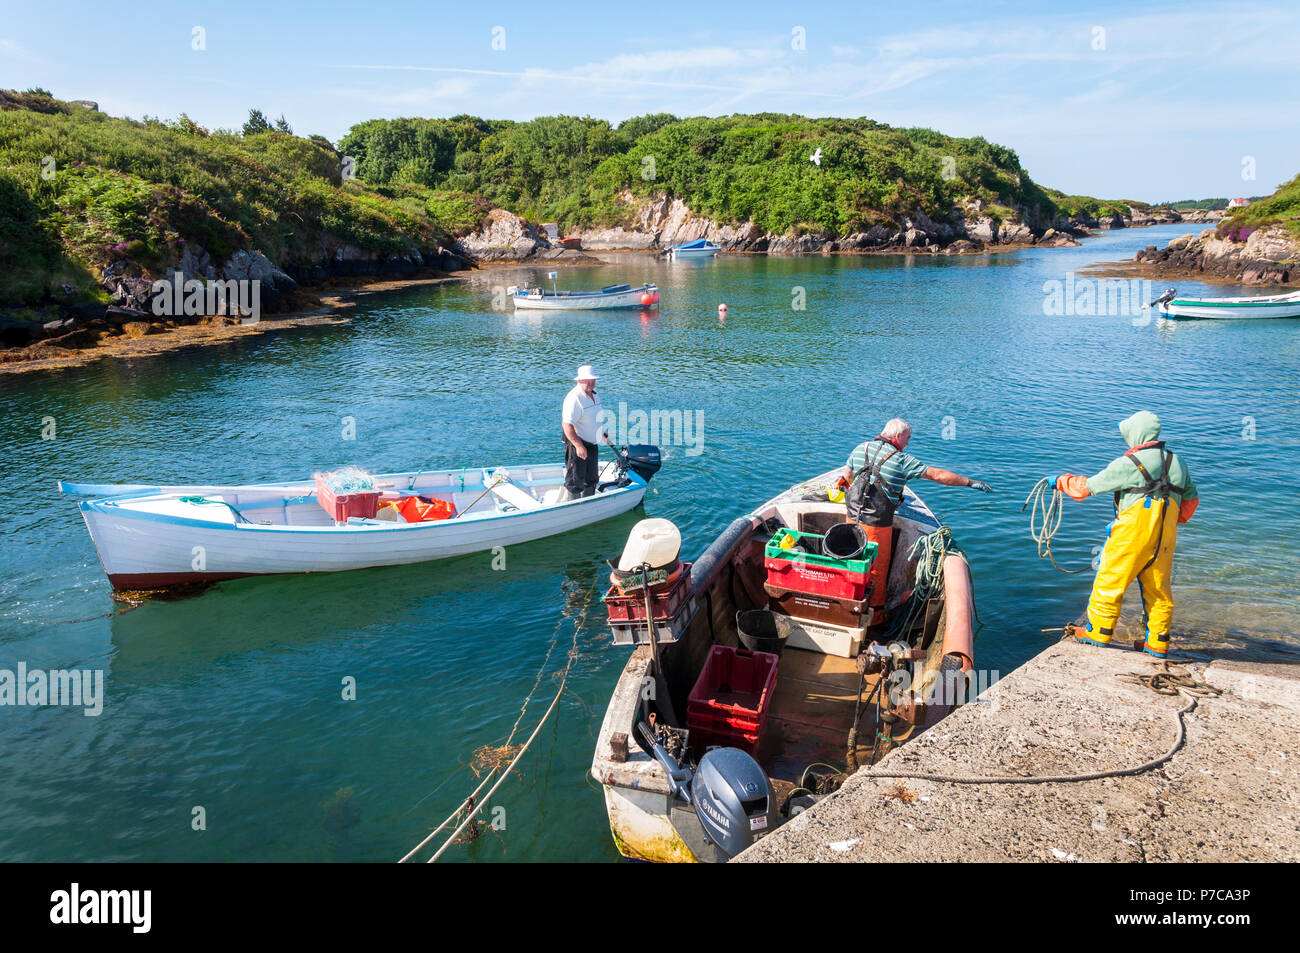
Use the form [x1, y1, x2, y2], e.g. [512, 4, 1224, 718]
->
[3, 0, 1297, 201]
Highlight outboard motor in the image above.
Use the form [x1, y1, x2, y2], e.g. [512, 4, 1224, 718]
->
[691, 747, 776, 857]
[639, 721, 777, 861]
[622, 444, 661, 482]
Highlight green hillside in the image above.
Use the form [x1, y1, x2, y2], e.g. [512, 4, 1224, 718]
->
[0, 89, 472, 307]
[2, 92, 1145, 311]
[339, 113, 1125, 235]
[1218, 176, 1300, 240]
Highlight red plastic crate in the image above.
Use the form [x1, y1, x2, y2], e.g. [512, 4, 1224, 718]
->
[315, 474, 379, 521]
[604, 563, 692, 624]
[764, 555, 869, 601]
[686, 645, 779, 757]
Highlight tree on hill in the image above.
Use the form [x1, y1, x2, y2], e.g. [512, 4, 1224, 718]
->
[242, 108, 271, 136]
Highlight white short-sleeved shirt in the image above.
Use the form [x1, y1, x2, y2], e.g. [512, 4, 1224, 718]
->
[562, 384, 603, 444]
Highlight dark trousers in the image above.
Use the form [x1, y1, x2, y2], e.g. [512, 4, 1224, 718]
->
[564, 439, 599, 496]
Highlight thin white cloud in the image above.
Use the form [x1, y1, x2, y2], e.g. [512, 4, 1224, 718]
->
[325, 62, 745, 93]
[0, 37, 41, 62]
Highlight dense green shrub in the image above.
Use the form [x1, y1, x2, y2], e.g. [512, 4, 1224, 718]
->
[0, 93, 484, 305]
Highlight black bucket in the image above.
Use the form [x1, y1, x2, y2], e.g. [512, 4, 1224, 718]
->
[821, 522, 868, 560]
[735, 609, 793, 655]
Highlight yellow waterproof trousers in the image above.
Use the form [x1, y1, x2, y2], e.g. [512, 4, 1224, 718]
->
[1085, 495, 1180, 654]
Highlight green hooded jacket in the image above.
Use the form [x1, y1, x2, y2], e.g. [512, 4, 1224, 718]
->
[1085, 411, 1198, 512]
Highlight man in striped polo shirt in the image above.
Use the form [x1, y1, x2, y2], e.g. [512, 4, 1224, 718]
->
[843, 418, 992, 614]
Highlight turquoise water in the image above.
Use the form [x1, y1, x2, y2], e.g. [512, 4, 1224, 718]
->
[1, 224, 1297, 861]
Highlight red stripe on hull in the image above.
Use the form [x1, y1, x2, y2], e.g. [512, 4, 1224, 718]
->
[108, 571, 253, 590]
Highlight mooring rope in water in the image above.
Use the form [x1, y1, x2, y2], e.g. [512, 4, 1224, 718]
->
[1021, 477, 1088, 574]
[855, 662, 1219, 786]
[398, 581, 592, 863]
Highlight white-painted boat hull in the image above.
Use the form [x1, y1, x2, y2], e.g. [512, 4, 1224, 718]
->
[1159, 289, 1300, 320]
[668, 241, 720, 258]
[510, 284, 658, 310]
[592, 469, 955, 862]
[65, 463, 648, 589]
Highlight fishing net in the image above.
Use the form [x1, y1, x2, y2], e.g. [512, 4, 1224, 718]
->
[314, 466, 376, 494]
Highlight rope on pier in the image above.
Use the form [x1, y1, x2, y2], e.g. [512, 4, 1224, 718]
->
[1021, 477, 1088, 574]
[398, 580, 591, 863]
[856, 662, 1220, 786]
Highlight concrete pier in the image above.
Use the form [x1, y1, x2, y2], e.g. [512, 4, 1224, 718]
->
[736, 639, 1300, 862]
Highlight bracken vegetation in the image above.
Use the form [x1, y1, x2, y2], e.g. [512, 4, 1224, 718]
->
[1217, 175, 1300, 240]
[0, 90, 473, 307]
[2, 91, 1153, 310]
[339, 113, 1137, 235]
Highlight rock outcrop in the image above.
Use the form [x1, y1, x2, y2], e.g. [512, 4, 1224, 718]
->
[1133, 224, 1298, 284]
[559, 192, 1090, 256]
[452, 209, 548, 261]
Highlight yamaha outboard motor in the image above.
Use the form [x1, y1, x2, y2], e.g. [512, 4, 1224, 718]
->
[691, 747, 775, 857]
[639, 721, 777, 861]
[623, 444, 662, 482]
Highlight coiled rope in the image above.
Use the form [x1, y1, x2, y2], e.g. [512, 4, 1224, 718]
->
[398, 580, 591, 863]
[877, 525, 978, 643]
[1021, 477, 1087, 574]
[856, 662, 1219, 786]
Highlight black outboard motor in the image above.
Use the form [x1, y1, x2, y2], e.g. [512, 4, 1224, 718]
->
[623, 444, 661, 483]
[638, 721, 776, 860]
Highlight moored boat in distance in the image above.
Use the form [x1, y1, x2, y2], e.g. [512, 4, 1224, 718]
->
[591, 468, 976, 862]
[1154, 286, 1300, 320]
[507, 282, 659, 310]
[668, 238, 720, 258]
[59, 447, 662, 592]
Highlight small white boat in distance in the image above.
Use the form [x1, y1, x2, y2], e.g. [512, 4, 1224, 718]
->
[1153, 286, 1300, 320]
[668, 239, 720, 258]
[60, 449, 662, 592]
[508, 283, 658, 310]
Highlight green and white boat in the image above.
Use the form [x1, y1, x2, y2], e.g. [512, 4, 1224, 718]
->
[1154, 286, 1300, 320]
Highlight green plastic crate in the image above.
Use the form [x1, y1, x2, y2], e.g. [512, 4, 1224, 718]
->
[763, 527, 876, 574]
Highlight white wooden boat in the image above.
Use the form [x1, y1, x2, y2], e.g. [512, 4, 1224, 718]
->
[1156, 286, 1300, 320]
[668, 239, 720, 258]
[507, 283, 658, 311]
[590, 468, 977, 862]
[60, 452, 660, 591]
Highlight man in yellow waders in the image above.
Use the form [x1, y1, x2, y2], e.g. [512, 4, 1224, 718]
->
[1056, 412, 1198, 658]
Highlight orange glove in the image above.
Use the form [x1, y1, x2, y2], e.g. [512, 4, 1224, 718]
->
[1055, 474, 1091, 501]
[1178, 498, 1199, 524]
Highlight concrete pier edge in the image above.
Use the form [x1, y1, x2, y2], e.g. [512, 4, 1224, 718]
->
[736, 640, 1299, 862]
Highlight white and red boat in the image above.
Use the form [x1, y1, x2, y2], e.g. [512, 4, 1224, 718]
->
[60, 448, 661, 591]
[507, 282, 659, 310]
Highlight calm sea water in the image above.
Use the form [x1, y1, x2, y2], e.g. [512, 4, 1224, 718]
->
[1, 224, 1297, 861]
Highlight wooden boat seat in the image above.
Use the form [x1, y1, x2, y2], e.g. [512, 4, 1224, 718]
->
[490, 480, 542, 511]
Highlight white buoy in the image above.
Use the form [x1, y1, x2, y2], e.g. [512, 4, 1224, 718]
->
[718, 303, 727, 312]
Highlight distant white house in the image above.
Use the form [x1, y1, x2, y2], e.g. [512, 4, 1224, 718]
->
[1227, 197, 1250, 208]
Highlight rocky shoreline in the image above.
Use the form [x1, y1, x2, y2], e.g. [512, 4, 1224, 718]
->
[0, 194, 1244, 374]
[0, 276, 464, 376]
[452, 193, 1219, 263]
[1124, 224, 1298, 286]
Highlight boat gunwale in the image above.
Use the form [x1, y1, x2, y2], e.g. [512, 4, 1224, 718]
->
[77, 470, 648, 534]
[513, 283, 657, 300]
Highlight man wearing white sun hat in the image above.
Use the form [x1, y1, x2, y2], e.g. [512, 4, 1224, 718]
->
[561, 364, 608, 499]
